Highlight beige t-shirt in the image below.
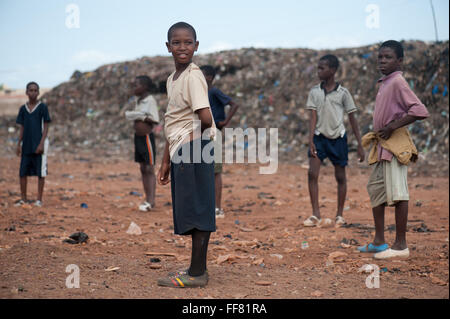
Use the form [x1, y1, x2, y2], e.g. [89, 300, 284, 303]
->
[164, 63, 215, 158]
[306, 83, 357, 139]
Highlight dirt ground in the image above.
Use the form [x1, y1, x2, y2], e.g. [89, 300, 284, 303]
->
[0, 153, 448, 299]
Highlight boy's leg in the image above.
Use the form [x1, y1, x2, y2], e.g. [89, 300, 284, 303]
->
[372, 204, 386, 245]
[214, 173, 222, 209]
[19, 155, 29, 202]
[392, 201, 408, 250]
[20, 176, 27, 201]
[385, 158, 409, 250]
[140, 163, 156, 207]
[334, 165, 347, 217]
[37, 177, 45, 202]
[308, 156, 322, 219]
[188, 229, 211, 276]
[366, 161, 387, 245]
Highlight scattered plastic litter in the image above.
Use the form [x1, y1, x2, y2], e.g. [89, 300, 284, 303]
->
[126, 222, 142, 235]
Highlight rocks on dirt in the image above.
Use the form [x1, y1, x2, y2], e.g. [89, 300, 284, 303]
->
[318, 218, 333, 228]
[216, 253, 249, 264]
[126, 221, 142, 235]
[340, 238, 359, 248]
[255, 281, 272, 286]
[63, 231, 89, 244]
[327, 251, 348, 263]
[413, 223, 434, 233]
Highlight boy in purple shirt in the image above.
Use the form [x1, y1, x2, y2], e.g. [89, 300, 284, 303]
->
[358, 41, 429, 259]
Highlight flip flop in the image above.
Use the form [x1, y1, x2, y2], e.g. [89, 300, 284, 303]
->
[357, 243, 388, 253]
[303, 215, 321, 227]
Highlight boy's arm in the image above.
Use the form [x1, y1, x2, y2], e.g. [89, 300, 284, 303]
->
[218, 100, 239, 130]
[378, 115, 427, 140]
[348, 112, 365, 162]
[35, 122, 49, 154]
[195, 108, 213, 132]
[379, 78, 430, 140]
[309, 110, 318, 158]
[143, 96, 160, 125]
[16, 125, 24, 156]
[157, 141, 171, 185]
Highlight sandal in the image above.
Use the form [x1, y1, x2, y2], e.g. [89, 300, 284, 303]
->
[357, 243, 389, 253]
[139, 201, 152, 212]
[14, 200, 26, 207]
[303, 215, 321, 227]
[374, 248, 409, 259]
[215, 208, 225, 219]
[157, 272, 208, 288]
[335, 216, 346, 226]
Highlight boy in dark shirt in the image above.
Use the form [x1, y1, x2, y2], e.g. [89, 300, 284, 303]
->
[200, 65, 239, 218]
[15, 82, 51, 207]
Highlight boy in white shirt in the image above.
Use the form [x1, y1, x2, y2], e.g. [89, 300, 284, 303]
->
[126, 75, 159, 211]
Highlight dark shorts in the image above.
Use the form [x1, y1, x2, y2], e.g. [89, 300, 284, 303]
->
[308, 133, 348, 167]
[135, 133, 156, 165]
[170, 139, 216, 235]
[20, 154, 47, 177]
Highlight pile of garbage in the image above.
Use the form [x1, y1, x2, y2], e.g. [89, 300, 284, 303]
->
[1, 40, 448, 174]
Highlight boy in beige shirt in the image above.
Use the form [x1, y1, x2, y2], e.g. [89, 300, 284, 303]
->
[157, 22, 216, 288]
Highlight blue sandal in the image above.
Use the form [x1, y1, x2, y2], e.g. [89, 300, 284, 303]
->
[357, 243, 388, 253]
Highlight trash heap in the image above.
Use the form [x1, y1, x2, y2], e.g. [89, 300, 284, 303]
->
[1, 40, 448, 174]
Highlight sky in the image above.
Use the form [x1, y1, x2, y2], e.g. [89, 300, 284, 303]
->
[0, 0, 448, 89]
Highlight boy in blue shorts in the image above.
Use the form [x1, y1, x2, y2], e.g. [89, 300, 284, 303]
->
[200, 65, 239, 219]
[157, 22, 216, 288]
[15, 82, 51, 207]
[304, 55, 365, 227]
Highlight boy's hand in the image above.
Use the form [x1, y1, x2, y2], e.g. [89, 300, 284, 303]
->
[157, 162, 171, 185]
[357, 145, 365, 162]
[35, 143, 44, 154]
[16, 144, 21, 157]
[378, 123, 395, 140]
[309, 142, 318, 158]
[217, 121, 227, 130]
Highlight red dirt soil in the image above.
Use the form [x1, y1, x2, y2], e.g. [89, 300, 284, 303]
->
[0, 155, 448, 299]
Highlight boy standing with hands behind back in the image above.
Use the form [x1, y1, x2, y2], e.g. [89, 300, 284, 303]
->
[305, 55, 365, 227]
[157, 22, 216, 288]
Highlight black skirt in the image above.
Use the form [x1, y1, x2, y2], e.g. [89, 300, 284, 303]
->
[170, 139, 216, 235]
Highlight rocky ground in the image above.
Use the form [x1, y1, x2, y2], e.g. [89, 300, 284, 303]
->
[0, 153, 448, 299]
